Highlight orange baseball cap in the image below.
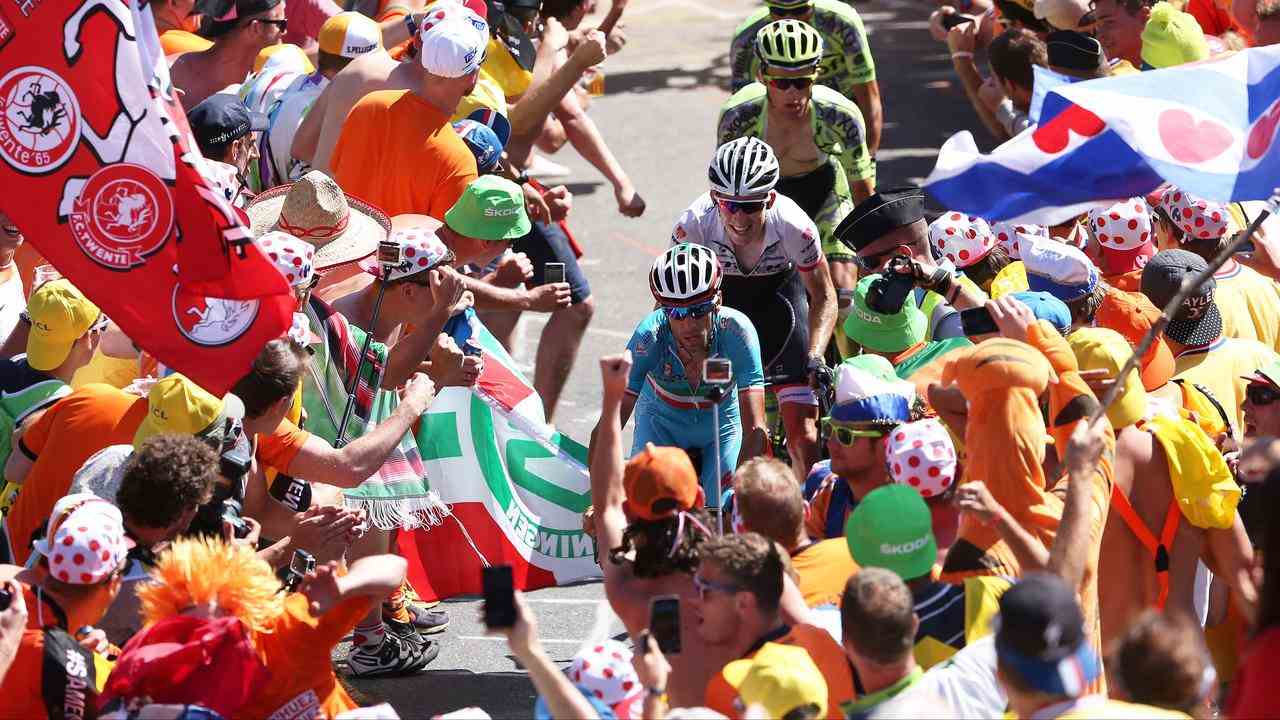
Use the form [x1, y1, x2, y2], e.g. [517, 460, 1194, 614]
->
[623, 443, 704, 521]
[1094, 289, 1175, 391]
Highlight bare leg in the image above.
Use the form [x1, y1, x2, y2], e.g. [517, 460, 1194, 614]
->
[780, 401, 821, 483]
[534, 297, 595, 422]
[830, 259, 859, 359]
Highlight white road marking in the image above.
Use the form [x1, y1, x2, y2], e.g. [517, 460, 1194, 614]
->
[524, 598, 606, 604]
[876, 148, 939, 161]
[459, 635, 584, 644]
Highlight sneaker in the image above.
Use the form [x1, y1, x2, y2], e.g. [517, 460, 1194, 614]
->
[383, 616, 420, 640]
[403, 603, 450, 635]
[525, 153, 571, 180]
[347, 632, 437, 678]
[401, 580, 440, 611]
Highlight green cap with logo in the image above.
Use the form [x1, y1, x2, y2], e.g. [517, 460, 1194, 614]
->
[444, 175, 531, 241]
[843, 274, 927, 354]
[845, 484, 936, 581]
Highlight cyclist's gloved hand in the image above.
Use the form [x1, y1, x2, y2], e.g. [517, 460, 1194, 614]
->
[807, 355, 832, 393]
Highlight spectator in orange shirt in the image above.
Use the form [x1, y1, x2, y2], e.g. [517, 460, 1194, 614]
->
[329, 10, 485, 219]
[733, 457, 858, 611]
[699, 533, 856, 720]
[125, 535, 409, 718]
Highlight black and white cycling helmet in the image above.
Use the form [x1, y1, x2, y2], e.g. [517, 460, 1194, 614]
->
[708, 137, 779, 198]
[650, 243, 722, 306]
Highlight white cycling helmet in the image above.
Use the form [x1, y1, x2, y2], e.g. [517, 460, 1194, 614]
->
[650, 243, 722, 306]
[708, 137, 779, 198]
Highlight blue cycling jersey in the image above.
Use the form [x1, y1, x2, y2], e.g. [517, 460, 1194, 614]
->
[624, 308, 765, 502]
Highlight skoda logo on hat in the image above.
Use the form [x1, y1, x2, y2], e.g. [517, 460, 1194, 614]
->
[484, 207, 519, 217]
[880, 536, 929, 555]
[854, 306, 883, 324]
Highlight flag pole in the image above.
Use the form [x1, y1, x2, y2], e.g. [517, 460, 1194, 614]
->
[1090, 189, 1280, 425]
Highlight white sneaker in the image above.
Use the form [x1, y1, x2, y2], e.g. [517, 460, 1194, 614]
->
[525, 153, 572, 180]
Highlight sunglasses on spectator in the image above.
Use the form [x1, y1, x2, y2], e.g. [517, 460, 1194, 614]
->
[768, 4, 811, 17]
[764, 74, 816, 91]
[855, 247, 898, 272]
[714, 196, 768, 215]
[253, 17, 288, 30]
[1247, 383, 1280, 406]
[662, 300, 717, 321]
[823, 420, 885, 446]
[693, 574, 742, 600]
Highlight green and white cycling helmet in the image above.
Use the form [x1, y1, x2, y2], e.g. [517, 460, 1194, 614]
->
[755, 19, 824, 71]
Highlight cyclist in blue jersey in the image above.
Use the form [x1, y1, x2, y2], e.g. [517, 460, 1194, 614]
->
[604, 244, 769, 503]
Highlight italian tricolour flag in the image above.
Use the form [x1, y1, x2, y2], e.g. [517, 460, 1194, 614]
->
[398, 310, 601, 600]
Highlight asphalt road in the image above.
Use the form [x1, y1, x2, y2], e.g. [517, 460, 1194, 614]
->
[347, 0, 986, 715]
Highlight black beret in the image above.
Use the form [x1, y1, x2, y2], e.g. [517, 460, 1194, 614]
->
[1046, 30, 1103, 72]
[834, 186, 926, 253]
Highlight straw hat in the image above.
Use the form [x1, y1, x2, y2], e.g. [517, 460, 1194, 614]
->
[245, 171, 391, 271]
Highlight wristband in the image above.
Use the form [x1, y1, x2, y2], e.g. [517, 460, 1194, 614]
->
[515, 172, 531, 185]
[645, 686, 667, 702]
[950, 51, 974, 60]
[403, 12, 418, 38]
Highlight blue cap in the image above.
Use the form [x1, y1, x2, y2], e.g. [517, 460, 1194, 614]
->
[467, 106, 512, 146]
[452, 119, 505, 174]
[187, 93, 268, 149]
[535, 685, 617, 720]
[1012, 291, 1071, 334]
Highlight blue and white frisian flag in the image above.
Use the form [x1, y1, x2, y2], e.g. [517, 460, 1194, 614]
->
[925, 45, 1280, 225]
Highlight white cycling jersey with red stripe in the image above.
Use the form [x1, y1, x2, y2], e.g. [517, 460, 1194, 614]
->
[671, 192, 823, 277]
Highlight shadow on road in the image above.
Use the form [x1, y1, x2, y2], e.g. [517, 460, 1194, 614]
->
[348, 670, 539, 715]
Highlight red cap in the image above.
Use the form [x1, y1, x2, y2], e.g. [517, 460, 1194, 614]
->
[623, 443, 704, 521]
[462, 0, 488, 19]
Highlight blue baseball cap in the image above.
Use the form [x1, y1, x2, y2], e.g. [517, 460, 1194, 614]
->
[467, 106, 512, 146]
[452, 119, 505, 174]
[1011, 291, 1071, 335]
[187, 93, 267, 149]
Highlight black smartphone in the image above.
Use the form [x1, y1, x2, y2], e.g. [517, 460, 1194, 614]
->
[0, 585, 11, 612]
[649, 595, 681, 655]
[960, 306, 1000, 336]
[482, 565, 517, 629]
[941, 12, 976, 29]
[545, 262, 566, 285]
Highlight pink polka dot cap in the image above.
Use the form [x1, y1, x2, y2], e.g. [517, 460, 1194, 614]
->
[989, 221, 1048, 260]
[255, 231, 315, 288]
[1159, 186, 1231, 241]
[32, 493, 131, 585]
[929, 212, 995, 269]
[569, 639, 643, 714]
[885, 418, 957, 498]
[1087, 198, 1154, 275]
[359, 227, 455, 282]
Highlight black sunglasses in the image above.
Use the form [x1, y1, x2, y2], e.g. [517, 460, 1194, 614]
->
[766, 75, 816, 91]
[253, 17, 288, 30]
[1247, 383, 1280, 406]
[856, 247, 896, 272]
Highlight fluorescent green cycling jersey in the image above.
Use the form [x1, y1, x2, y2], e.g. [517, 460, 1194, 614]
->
[729, 0, 876, 95]
[717, 83, 873, 187]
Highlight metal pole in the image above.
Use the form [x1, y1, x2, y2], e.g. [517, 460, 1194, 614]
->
[1090, 189, 1280, 424]
[711, 394, 723, 535]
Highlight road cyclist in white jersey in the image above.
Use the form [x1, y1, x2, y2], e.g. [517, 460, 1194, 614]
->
[670, 137, 837, 479]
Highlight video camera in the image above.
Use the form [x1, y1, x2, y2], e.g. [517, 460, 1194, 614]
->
[187, 416, 253, 539]
[865, 254, 917, 315]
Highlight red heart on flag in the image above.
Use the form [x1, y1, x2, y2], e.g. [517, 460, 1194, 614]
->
[1157, 109, 1234, 164]
[1246, 99, 1280, 161]
[1032, 104, 1106, 154]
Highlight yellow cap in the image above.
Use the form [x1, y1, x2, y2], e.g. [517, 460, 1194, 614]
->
[252, 43, 316, 75]
[1140, 2, 1209, 69]
[723, 643, 828, 719]
[318, 12, 383, 59]
[1066, 327, 1147, 429]
[133, 373, 245, 449]
[26, 279, 101, 372]
[989, 260, 1030, 299]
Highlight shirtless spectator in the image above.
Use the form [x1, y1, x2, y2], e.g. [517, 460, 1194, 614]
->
[171, 0, 288, 108]
[590, 352, 810, 707]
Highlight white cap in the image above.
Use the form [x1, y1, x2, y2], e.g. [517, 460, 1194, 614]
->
[418, 3, 488, 78]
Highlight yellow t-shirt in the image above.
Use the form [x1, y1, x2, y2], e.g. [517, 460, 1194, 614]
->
[482, 38, 533, 100]
[1213, 260, 1280, 353]
[1173, 336, 1279, 433]
[452, 69, 508, 122]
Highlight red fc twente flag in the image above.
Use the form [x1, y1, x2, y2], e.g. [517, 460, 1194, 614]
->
[0, 0, 292, 394]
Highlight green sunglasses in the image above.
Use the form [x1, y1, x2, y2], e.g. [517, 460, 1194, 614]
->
[822, 419, 886, 446]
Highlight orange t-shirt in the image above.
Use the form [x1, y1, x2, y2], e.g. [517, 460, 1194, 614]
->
[705, 624, 855, 720]
[7, 384, 145, 564]
[6, 385, 311, 564]
[792, 539, 858, 608]
[237, 593, 373, 718]
[330, 90, 478, 220]
[0, 583, 103, 718]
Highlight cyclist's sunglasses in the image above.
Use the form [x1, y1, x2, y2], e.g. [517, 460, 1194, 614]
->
[714, 196, 768, 215]
[768, 4, 811, 17]
[662, 300, 717, 320]
[822, 419, 885, 446]
[765, 74, 816, 91]
[1247, 383, 1280, 406]
[856, 247, 897, 272]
